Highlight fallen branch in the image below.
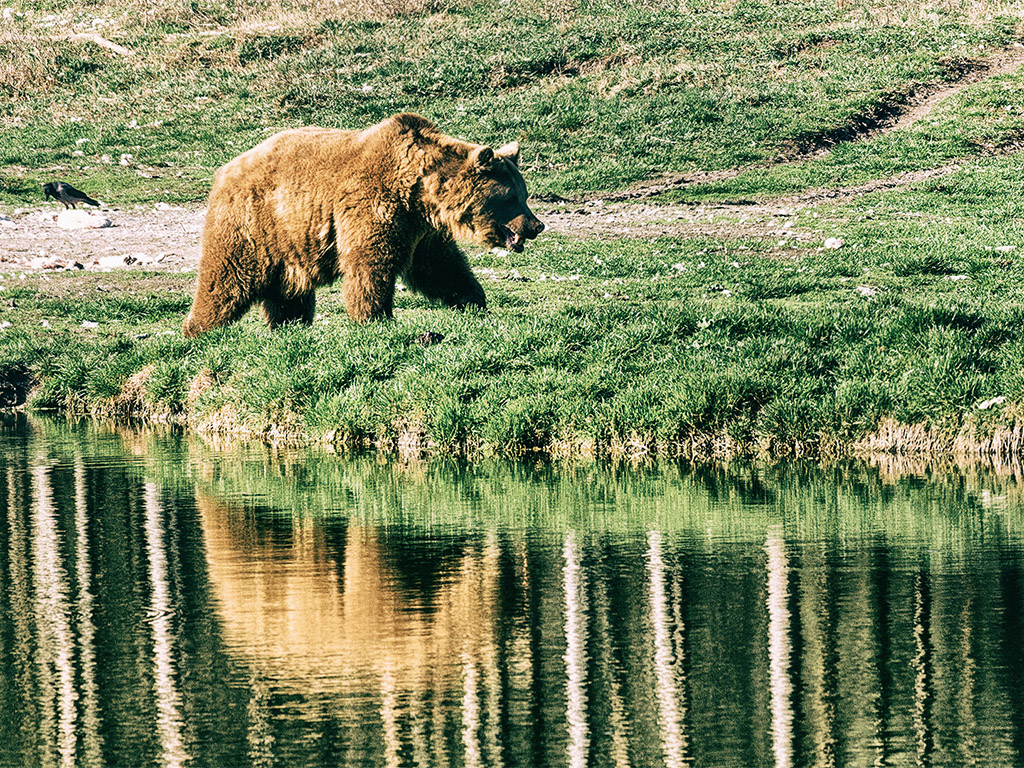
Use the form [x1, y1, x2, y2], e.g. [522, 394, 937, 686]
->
[69, 32, 135, 57]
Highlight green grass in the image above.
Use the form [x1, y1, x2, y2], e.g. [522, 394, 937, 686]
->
[5, 145, 1024, 456]
[5, 0, 1024, 456]
[2, 0, 1024, 203]
[661, 63, 1024, 201]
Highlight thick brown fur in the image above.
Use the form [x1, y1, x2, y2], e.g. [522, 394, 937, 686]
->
[183, 113, 544, 336]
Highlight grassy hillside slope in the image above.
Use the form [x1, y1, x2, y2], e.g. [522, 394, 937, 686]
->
[2, 0, 1023, 201]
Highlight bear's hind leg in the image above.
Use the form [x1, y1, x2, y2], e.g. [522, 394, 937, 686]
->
[262, 288, 316, 329]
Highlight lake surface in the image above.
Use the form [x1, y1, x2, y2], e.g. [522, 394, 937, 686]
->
[3, 413, 1024, 767]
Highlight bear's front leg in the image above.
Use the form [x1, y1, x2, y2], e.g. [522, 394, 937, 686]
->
[342, 257, 397, 323]
[402, 234, 485, 311]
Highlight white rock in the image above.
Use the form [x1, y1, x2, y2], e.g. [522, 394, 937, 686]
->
[56, 210, 111, 229]
[995, 245, 1016, 253]
[100, 154, 112, 164]
[72, 150, 84, 157]
[856, 285, 877, 297]
[824, 237, 844, 249]
[977, 396, 1006, 410]
[81, 320, 99, 329]
[75, 137, 89, 145]
[94, 255, 125, 270]
[0, 320, 11, 329]
[119, 153, 133, 166]
[0, 214, 14, 228]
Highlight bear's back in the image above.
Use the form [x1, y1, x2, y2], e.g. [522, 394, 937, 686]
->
[212, 127, 362, 190]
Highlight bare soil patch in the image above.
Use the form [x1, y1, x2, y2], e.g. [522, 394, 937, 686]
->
[0, 163, 976, 274]
[542, 163, 965, 243]
[0, 204, 202, 273]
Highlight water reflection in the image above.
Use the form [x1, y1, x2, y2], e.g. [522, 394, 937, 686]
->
[74, 458, 103, 768]
[765, 530, 792, 768]
[144, 482, 189, 768]
[564, 531, 589, 768]
[31, 461, 76, 768]
[5, 414, 1024, 766]
[647, 530, 688, 768]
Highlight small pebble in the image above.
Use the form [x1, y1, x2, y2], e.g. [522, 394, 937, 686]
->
[416, 330, 444, 346]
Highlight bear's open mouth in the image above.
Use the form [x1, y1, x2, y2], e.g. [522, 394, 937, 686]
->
[503, 225, 525, 253]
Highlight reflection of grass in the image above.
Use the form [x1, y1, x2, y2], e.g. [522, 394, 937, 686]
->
[1, 0, 1023, 202]
[21, 413, 1024, 551]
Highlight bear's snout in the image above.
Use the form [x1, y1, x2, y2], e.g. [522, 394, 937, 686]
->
[502, 213, 545, 253]
[509, 213, 545, 240]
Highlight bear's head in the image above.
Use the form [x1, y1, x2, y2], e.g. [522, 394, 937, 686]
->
[432, 142, 545, 253]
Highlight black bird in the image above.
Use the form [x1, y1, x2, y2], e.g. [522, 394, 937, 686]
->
[43, 181, 100, 209]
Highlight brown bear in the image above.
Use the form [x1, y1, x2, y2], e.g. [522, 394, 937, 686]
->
[182, 113, 544, 337]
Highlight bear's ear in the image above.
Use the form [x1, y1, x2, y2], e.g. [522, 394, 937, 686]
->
[496, 141, 520, 166]
[469, 145, 494, 171]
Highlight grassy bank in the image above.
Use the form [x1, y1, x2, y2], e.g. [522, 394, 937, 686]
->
[5, 145, 1024, 457]
[4, 0, 1024, 458]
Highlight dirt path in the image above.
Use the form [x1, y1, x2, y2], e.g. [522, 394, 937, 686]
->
[1, 46, 1021, 271]
[541, 162, 968, 242]
[0, 204, 203, 272]
[0, 164, 974, 274]
[588, 44, 1024, 204]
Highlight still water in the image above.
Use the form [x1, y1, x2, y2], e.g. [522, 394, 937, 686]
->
[3, 413, 1024, 767]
